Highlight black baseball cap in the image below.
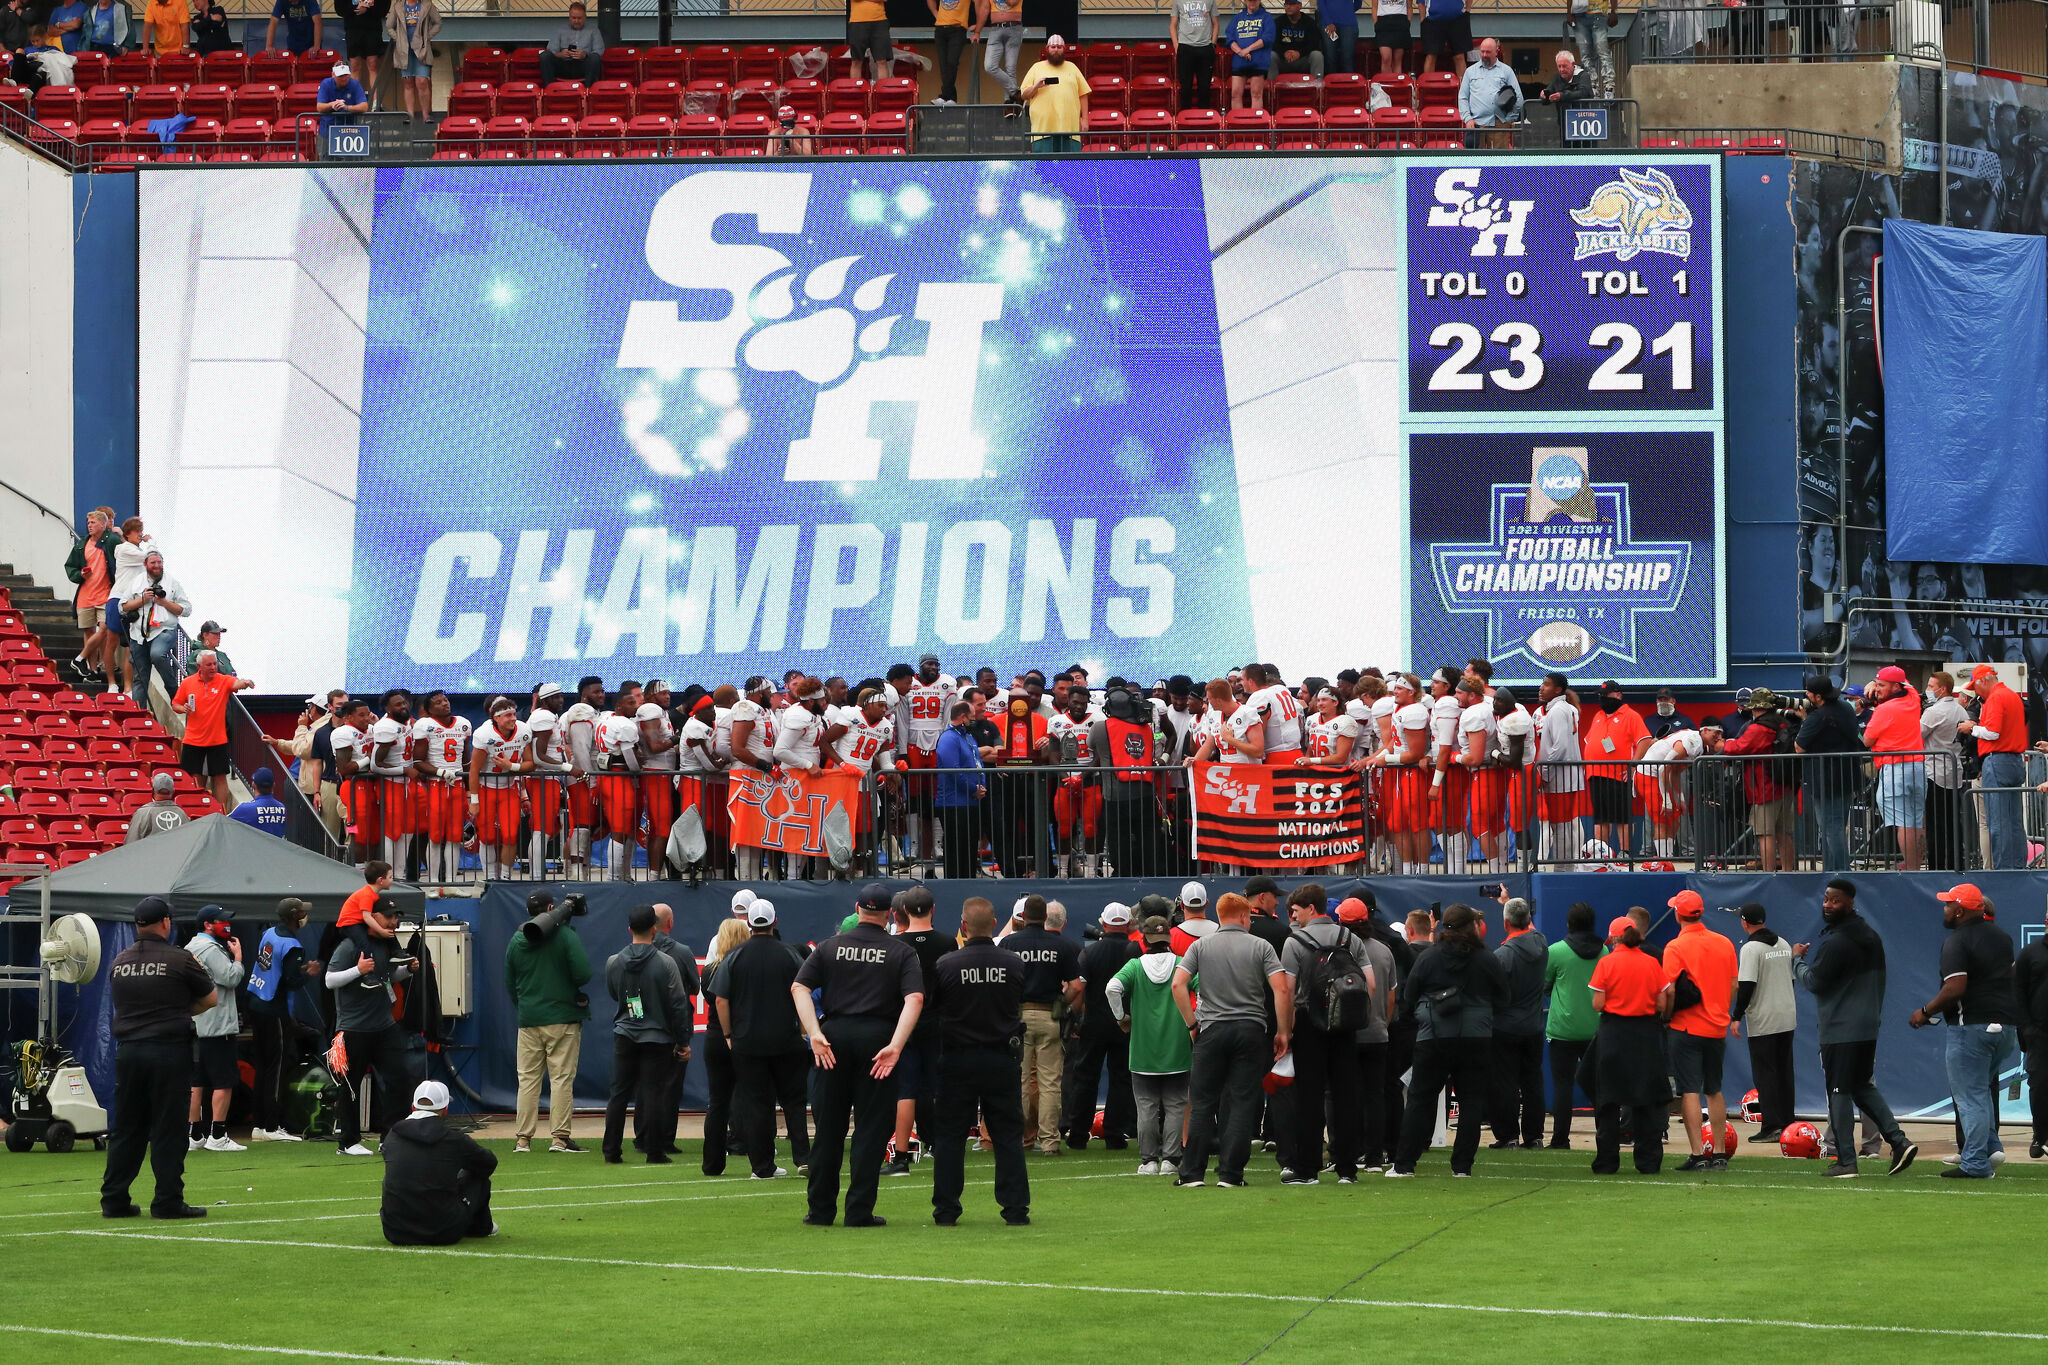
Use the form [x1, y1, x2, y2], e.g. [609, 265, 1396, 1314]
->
[1600, 680, 1624, 694]
[526, 890, 555, 914]
[370, 895, 404, 918]
[855, 883, 893, 913]
[1244, 875, 1281, 898]
[1738, 902, 1767, 924]
[199, 903, 235, 925]
[133, 895, 173, 926]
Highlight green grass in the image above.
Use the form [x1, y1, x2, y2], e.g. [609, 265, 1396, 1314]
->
[3, 1138, 2044, 1363]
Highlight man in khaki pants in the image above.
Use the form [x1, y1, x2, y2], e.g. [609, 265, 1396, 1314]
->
[504, 890, 592, 1153]
[1001, 895, 1082, 1154]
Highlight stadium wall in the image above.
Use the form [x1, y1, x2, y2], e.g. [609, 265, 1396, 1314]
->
[0, 137, 77, 585]
[73, 171, 138, 537]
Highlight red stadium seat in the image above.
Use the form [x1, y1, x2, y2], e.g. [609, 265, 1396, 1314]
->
[731, 78, 777, 116]
[75, 712, 117, 736]
[675, 111, 721, 152]
[1129, 41, 1172, 81]
[1174, 106, 1221, 149]
[437, 115, 484, 153]
[866, 108, 907, 150]
[96, 692, 140, 714]
[56, 849, 97, 868]
[826, 77, 869, 116]
[1691, 136, 1736, 149]
[105, 766, 150, 791]
[0, 714, 27, 737]
[166, 770, 200, 794]
[1415, 71, 1459, 106]
[223, 116, 273, 153]
[1418, 105, 1462, 133]
[69, 791, 117, 820]
[82, 85, 132, 123]
[684, 78, 730, 115]
[247, 53, 295, 86]
[446, 81, 496, 119]
[1083, 42, 1128, 81]
[871, 75, 917, 113]
[131, 83, 183, 119]
[1373, 104, 1417, 145]
[780, 77, 824, 119]
[690, 44, 738, 85]
[39, 737, 84, 764]
[1371, 76, 1414, 109]
[233, 83, 283, 123]
[175, 793, 221, 819]
[623, 112, 674, 155]
[1323, 104, 1372, 149]
[1275, 106, 1321, 149]
[722, 111, 771, 151]
[600, 46, 643, 84]
[541, 81, 588, 119]
[0, 818, 44, 845]
[68, 52, 110, 87]
[575, 113, 625, 155]
[296, 50, 343, 83]
[641, 46, 689, 83]
[737, 45, 782, 81]
[107, 52, 154, 83]
[201, 49, 247, 86]
[460, 47, 508, 84]
[1128, 107, 1174, 150]
[482, 115, 531, 155]
[17, 792, 66, 817]
[1222, 107, 1272, 150]
[32, 85, 84, 124]
[637, 79, 683, 118]
[154, 51, 199, 85]
[586, 78, 637, 117]
[507, 47, 544, 83]
[117, 790, 151, 815]
[1088, 73, 1127, 115]
[120, 714, 166, 738]
[182, 82, 233, 121]
[1737, 135, 1787, 153]
[530, 112, 578, 156]
[95, 819, 132, 844]
[1083, 108, 1125, 151]
[817, 110, 865, 153]
[1129, 75, 1174, 113]
[1320, 72, 1366, 107]
[1271, 73, 1318, 112]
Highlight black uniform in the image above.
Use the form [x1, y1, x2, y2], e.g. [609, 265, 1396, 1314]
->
[930, 935, 1030, 1224]
[379, 1112, 498, 1245]
[643, 932, 701, 1156]
[101, 933, 216, 1216]
[896, 927, 954, 1148]
[792, 920, 922, 1224]
[716, 934, 814, 1178]
[1063, 933, 1139, 1148]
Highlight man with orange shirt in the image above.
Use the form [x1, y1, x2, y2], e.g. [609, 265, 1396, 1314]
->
[1863, 665, 1927, 870]
[172, 649, 253, 810]
[143, 0, 189, 52]
[846, 0, 893, 80]
[1580, 680, 1649, 858]
[1964, 664, 2027, 868]
[1662, 890, 1738, 1171]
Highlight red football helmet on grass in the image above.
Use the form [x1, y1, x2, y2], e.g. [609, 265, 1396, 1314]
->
[1779, 1121, 1822, 1158]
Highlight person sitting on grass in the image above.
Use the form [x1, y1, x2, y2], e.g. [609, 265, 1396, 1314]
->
[380, 1080, 498, 1246]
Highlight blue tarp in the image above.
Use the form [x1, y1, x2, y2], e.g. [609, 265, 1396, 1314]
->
[1883, 219, 2048, 565]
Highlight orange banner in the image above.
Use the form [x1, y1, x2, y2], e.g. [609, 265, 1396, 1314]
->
[725, 767, 862, 856]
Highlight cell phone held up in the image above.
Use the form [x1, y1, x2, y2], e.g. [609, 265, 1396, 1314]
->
[1042, 74, 1059, 84]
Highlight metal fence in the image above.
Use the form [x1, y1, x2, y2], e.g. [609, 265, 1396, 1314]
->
[298, 746, 2048, 888]
[1633, 0, 2048, 81]
[1641, 125, 1888, 163]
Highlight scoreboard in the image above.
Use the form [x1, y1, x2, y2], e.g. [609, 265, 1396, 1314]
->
[1401, 156, 1724, 686]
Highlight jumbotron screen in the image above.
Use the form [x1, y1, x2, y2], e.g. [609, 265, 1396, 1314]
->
[136, 155, 1723, 696]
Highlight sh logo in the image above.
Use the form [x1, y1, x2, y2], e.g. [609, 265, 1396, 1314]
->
[1424, 169, 1534, 257]
[1203, 765, 1262, 815]
[616, 171, 1006, 482]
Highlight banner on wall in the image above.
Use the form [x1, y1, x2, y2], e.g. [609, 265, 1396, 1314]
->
[726, 766, 861, 857]
[1190, 762, 1365, 868]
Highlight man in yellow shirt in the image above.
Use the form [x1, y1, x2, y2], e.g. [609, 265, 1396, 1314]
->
[145, 0, 190, 52]
[929, 0, 971, 103]
[847, 0, 893, 81]
[1020, 33, 1089, 153]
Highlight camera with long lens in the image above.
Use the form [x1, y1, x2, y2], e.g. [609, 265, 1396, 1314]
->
[521, 892, 589, 944]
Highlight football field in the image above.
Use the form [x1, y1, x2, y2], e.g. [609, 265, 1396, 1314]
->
[2, 1139, 2042, 1364]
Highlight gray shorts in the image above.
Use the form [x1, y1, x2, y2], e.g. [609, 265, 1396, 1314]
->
[1667, 1030, 1724, 1097]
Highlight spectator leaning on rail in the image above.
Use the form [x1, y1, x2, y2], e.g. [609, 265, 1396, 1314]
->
[1920, 671, 1970, 873]
[1961, 664, 2027, 869]
[1795, 674, 1864, 872]
[1458, 37, 1522, 145]
[1863, 666, 1928, 871]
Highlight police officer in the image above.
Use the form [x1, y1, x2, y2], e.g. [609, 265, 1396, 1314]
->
[792, 883, 925, 1227]
[1003, 896, 1082, 1155]
[100, 895, 218, 1219]
[930, 897, 1032, 1225]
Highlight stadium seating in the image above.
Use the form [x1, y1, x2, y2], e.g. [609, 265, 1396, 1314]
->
[542, 81, 589, 119]
[447, 81, 496, 119]
[460, 47, 508, 84]
[1416, 71, 1459, 107]
[1223, 108, 1272, 150]
[1089, 74, 1128, 115]
[1129, 41, 1172, 81]
[497, 81, 542, 120]
[781, 78, 825, 118]
[601, 47, 643, 84]
[1323, 104, 1372, 149]
[1084, 108, 1125, 151]
[1275, 106, 1322, 149]
[1271, 74, 1318, 112]
[1174, 107, 1222, 151]
[1130, 75, 1174, 113]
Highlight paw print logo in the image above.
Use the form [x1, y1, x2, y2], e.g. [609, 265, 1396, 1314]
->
[743, 255, 900, 387]
[1456, 192, 1509, 230]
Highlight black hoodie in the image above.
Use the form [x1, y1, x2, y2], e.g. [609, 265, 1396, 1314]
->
[380, 1112, 497, 1246]
[1401, 938, 1508, 1041]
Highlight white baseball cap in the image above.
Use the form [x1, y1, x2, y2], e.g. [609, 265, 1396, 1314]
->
[731, 888, 758, 915]
[1179, 880, 1207, 907]
[412, 1080, 450, 1111]
[1100, 902, 1132, 928]
[747, 899, 777, 928]
[332, 61, 351, 78]
[1011, 896, 1031, 920]
[535, 682, 564, 701]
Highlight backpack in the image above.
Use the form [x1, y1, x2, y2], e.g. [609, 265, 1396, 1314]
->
[1768, 714, 1799, 786]
[1290, 929, 1371, 1033]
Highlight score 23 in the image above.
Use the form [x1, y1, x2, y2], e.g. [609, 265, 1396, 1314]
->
[1426, 320, 1696, 393]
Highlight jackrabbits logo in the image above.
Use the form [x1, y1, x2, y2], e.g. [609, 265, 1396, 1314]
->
[1570, 167, 1694, 263]
[616, 171, 1006, 483]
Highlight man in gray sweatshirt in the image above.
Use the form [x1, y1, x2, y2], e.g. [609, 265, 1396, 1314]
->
[186, 906, 246, 1152]
[324, 896, 416, 1156]
[1791, 878, 1917, 1178]
[602, 904, 692, 1165]
[1489, 896, 1549, 1149]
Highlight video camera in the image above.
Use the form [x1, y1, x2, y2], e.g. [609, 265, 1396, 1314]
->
[521, 892, 588, 944]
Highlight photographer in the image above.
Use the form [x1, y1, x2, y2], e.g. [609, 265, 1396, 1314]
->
[769, 103, 813, 155]
[119, 549, 189, 713]
[323, 896, 416, 1156]
[505, 890, 592, 1155]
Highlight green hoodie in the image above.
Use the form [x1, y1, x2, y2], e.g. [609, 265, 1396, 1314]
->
[1543, 932, 1605, 1042]
[505, 924, 592, 1027]
[1107, 950, 1197, 1075]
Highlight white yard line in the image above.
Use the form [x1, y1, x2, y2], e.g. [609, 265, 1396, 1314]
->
[0, 1323, 492, 1364]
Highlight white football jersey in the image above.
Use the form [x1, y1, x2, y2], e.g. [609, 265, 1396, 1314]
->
[678, 713, 719, 773]
[561, 701, 601, 773]
[1457, 702, 1495, 758]
[636, 703, 679, 772]
[1304, 713, 1360, 761]
[1429, 694, 1462, 752]
[725, 698, 775, 767]
[1048, 711, 1096, 764]
[597, 712, 642, 771]
[1246, 684, 1303, 754]
[1369, 696, 1399, 754]
[412, 715, 471, 778]
[1638, 727, 1704, 775]
[899, 677, 961, 752]
[1221, 706, 1260, 763]
[368, 715, 412, 777]
[774, 703, 828, 769]
[527, 710, 570, 773]
[475, 718, 529, 784]
[329, 723, 368, 777]
[834, 713, 896, 774]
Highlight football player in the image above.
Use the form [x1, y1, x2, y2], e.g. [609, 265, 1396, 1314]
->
[638, 679, 682, 880]
[525, 683, 572, 878]
[1240, 662, 1304, 765]
[1301, 687, 1361, 767]
[1449, 677, 1502, 872]
[726, 676, 778, 881]
[369, 689, 416, 876]
[596, 682, 645, 881]
[675, 690, 727, 878]
[1368, 673, 1434, 874]
[1045, 680, 1104, 877]
[408, 689, 471, 884]
[1637, 719, 1720, 859]
[469, 695, 530, 880]
[1427, 666, 1467, 867]
[328, 697, 378, 870]
[558, 675, 607, 876]
[894, 652, 959, 872]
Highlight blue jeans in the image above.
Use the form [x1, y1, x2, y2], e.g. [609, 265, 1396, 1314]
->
[1945, 1024, 2017, 1175]
[1566, 10, 1612, 96]
[130, 631, 177, 711]
[1806, 780, 1850, 871]
[1325, 22, 1357, 72]
[1979, 752, 2025, 869]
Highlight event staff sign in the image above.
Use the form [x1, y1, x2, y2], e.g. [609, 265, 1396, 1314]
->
[137, 156, 1724, 696]
[1402, 156, 1724, 686]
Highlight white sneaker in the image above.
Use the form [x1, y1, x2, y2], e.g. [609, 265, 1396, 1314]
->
[204, 1134, 246, 1152]
[188, 1135, 203, 1151]
[1136, 1161, 1159, 1175]
[485, 1222, 500, 1237]
[1942, 1152, 1962, 1165]
[750, 1167, 789, 1180]
[338, 1143, 374, 1156]
[271, 1129, 303, 1142]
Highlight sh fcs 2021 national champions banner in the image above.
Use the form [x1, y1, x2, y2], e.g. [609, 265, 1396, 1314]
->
[136, 156, 1724, 695]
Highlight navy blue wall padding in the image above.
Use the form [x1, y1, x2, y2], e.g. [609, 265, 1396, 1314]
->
[1882, 219, 2048, 566]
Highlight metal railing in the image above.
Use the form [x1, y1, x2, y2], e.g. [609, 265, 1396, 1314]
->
[1640, 125, 1888, 163]
[1633, 0, 2046, 81]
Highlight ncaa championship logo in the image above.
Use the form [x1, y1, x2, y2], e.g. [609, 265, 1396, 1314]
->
[1569, 167, 1693, 263]
[1527, 447, 1596, 523]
